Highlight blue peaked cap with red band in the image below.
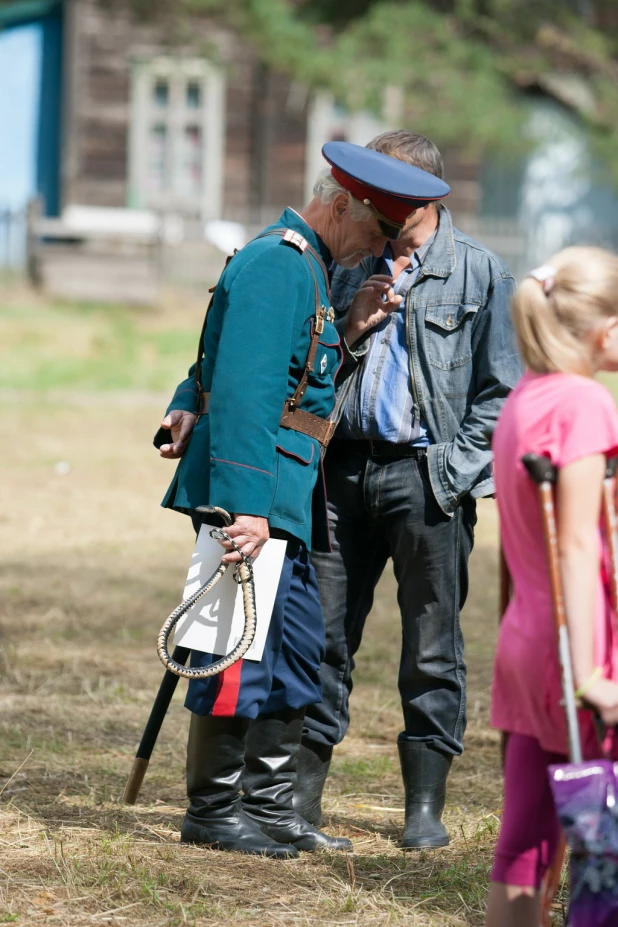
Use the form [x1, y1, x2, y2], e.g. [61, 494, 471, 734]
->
[322, 141, 450, 239]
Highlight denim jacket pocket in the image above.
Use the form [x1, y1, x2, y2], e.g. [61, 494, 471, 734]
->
[424, 303, 479, 370]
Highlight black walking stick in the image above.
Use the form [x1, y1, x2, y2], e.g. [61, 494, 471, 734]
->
[122, 506, 258, 804]
[123, 644, 190, 804]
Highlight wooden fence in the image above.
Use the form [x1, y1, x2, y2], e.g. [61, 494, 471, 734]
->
[3, 202, 618, 299]
[0, 206, 28, 272]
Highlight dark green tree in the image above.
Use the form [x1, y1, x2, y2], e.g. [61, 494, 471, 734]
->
[106, 0, 618, 174]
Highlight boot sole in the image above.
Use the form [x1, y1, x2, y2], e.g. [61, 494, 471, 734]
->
[180, 836, 298, 859]
[286, 837, 352, 852]
[402, 836, 450, 850]
[180, 827, 299, 858]
[244, 814, 352, 853]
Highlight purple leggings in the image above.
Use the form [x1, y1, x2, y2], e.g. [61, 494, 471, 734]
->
[491, 733, 565, 889]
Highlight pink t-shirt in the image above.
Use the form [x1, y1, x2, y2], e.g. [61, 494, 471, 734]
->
[491, 371, 618, 755]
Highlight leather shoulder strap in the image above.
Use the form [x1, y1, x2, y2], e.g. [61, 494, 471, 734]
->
[193, 226, 330, 415]
[257, 227, 330, 295]
[261, 228, 330, 410]
[193, 249, 237, 412]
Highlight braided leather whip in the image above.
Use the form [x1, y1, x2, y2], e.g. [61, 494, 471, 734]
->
[156, 506, 257, 678]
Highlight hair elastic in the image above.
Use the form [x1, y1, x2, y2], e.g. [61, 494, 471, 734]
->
[574, 666, 603, 701]
[528, 264, 556, 295]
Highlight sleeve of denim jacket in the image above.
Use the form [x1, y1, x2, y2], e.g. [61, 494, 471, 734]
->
[432, 274, 523, 511]
[333, 317, 370, 367]
[331, 264, 371, 368]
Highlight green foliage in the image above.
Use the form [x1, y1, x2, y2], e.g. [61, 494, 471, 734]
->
[299, 0, 385, 28]
[121, 0, 618, 169]
[328, 1, 526, 156]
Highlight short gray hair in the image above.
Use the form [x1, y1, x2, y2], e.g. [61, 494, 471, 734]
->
[312, 169, 375, 222]
[366, 130, 444, 179]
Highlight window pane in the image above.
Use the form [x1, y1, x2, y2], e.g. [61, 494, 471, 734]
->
[179, 125, 202, 195]
[148, 123, 167, 192]
[186, 80, 201, 109]
[153, 78, 169, 108]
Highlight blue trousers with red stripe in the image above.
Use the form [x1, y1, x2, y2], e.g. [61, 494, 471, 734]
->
[184, 540, 325, 718]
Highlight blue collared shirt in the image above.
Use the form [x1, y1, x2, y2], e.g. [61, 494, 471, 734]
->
[338, 235, 435, 445]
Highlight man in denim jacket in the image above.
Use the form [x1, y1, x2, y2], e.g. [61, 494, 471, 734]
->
[292, 131, 523, 848]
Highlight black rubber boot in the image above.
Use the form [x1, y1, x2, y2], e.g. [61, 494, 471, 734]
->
[398, 742, 453, 849]
[180, 713, 299, 858]
[292, 739, 333, 828]
[243, 709, 351, 852]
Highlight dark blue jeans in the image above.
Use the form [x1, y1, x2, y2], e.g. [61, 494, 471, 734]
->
[303, 442, 476, 756]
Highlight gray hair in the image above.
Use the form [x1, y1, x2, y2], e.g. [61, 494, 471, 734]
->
[367, 130, 444, 179]
[312, 169, 375, 222]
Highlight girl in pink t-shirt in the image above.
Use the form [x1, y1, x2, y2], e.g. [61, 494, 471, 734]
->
[486, 247, 618, 927]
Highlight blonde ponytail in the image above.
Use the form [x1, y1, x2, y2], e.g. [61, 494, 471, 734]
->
[512, 247, 618, 375]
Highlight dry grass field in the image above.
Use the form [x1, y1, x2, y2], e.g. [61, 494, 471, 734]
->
[0, 282, 568, 926]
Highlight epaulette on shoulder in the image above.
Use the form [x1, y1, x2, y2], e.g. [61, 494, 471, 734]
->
[282, 229, 308, 253]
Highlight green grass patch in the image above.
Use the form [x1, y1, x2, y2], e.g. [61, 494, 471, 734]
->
[333, 754, 394, 791]
[0, 294, 199, 392]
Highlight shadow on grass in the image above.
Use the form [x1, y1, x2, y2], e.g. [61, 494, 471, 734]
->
[5, 786, 493, 925]
[0, 524, 511, 925]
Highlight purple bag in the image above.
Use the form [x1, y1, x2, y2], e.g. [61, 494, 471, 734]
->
[549, 760, 618, 926]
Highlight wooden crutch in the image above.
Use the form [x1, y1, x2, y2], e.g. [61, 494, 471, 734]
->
[499, 532, 566, 925]
[498, 507, 564, 926]
[601, 457, 618, 613]
[523, 454, 580, 926]
[522, 454, 618, 925]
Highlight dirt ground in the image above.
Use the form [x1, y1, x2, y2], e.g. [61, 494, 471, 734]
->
[0, 287, 568, 926]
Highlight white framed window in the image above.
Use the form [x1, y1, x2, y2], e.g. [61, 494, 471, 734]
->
[305, 93, 391, 203]
[128, 57, 225, 221]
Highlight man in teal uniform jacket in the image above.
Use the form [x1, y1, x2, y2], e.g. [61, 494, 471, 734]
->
[156, 142, 451, 858]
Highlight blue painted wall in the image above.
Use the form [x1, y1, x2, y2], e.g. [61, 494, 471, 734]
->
[0, 1, 63, 214]
[0, 23, 42, 209]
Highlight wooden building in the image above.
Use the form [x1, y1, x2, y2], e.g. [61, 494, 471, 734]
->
[0, 0, 479, 227]
[0, 0, 481, 300]
[3, 0, 616, 301]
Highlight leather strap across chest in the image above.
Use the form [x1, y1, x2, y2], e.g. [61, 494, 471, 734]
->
[193, 227, 337, 448]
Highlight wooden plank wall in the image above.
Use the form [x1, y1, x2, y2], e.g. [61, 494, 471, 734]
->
[62, 0, 309, 226]
[61, 2, 483, 233]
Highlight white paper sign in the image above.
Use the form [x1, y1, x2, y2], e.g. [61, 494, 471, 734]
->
[173, 526, 287, 662]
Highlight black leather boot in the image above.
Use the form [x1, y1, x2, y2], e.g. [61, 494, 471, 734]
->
[292, 739, 333, 828]
[243, 709, 352, 852]
[398, 742, 452, 849]
[180, 713, 298, 858]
